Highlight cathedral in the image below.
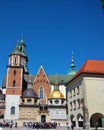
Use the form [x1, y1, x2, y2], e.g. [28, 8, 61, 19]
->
[0, 38, 76, 126]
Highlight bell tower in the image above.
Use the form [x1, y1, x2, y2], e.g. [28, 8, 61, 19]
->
[5, 38, 29, 120]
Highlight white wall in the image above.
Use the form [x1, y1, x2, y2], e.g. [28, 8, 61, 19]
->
[83, 77, 104, 117]
[5, 95, 20, 120]
[49, 108, 67, 119]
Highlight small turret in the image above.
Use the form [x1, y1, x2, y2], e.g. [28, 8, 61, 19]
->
[68, 52, 76, 75]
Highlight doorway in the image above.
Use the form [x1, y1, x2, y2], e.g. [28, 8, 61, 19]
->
[41, 115, 46, 122]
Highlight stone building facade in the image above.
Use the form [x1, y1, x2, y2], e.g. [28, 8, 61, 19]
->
[0, 38, 76, 126]
[66, 60, 104, 128]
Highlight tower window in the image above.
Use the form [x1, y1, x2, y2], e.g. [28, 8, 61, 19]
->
[14, 57, 16, 64]
[27, 99, 32, 103]
[11, 106, 15, 115]
[61, 100, 64, 104]
[39, 87, 44, 99]
[55, 99, 59, 104]
[19, 46, 22, 51]
[22, 99, 24, 103]
[50, 100, 52, 104]
[13, 70, 16, 76]
[20, 58, 21, 65]
[13, 80, 16, 87]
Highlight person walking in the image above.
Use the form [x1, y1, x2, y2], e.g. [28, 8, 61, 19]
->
[71, 122, 74, 130]
[15, 122, 17, 128]
[0, 126, 2, 130]
[66, 122, 70, 130]
[95, 122, 98, 130]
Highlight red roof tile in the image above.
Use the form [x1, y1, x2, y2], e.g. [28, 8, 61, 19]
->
[71, 60, 104, 81]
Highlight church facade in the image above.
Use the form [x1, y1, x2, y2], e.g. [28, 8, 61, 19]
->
[0, 39, 76, 126]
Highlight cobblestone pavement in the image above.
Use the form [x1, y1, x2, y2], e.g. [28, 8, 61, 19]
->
[3, 126, 104, 130]
[3, 127, 66, 130]
[2, 126, 67, 130]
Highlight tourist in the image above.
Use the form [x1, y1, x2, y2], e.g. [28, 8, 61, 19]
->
[0, 126, 2, 130]
[71, 122, 74, 130]
[66, 122, 70, 130]
[95, 122, 98, 130]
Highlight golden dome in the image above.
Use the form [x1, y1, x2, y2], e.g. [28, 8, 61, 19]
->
[48, 90, 65, 99]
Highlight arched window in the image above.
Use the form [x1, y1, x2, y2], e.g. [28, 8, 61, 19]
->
[39, 87, 44, 99]
[19, 45, 22, 51]
[14, 57, 16, 64]
[13, 80, 16, 87]
[11, 106, 15, 115]
[13, 70, 16, 76]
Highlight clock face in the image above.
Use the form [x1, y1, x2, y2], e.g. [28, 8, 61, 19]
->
[55, 99, 59, 104]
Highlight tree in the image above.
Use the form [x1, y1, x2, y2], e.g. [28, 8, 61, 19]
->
[101, 0, 104, 8]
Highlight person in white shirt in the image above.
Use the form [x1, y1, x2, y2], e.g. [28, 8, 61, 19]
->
[66, 122, 70, 130]
[0, 126, 2, 130]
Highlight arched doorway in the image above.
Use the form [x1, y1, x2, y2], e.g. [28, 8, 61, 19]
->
[90, 113, 104, 127]
[41, 115, 46, 122]
[70, 114, 76, 126]
[77, 113, 83, 127]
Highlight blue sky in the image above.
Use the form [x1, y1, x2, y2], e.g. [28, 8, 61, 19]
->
[0, 0, 104, 86]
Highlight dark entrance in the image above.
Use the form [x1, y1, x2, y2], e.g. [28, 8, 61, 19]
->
[41, 115, 46, 122]
[90, 113, 104, 127]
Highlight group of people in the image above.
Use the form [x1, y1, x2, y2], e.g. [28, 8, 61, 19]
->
[23, 121, 57, 129]
[0, 120, 17, 129]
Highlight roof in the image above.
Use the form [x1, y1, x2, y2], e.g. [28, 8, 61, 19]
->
[2, 74, 74, 89]
[2, 75, 7, 88]
[70, 60, 104, 82]
[21, 88, 38, 98]
[24, 74, 74, 84]
[48, 90, 65, 99]
[47, 74, 74, 84]
[10, 39, 27, 57]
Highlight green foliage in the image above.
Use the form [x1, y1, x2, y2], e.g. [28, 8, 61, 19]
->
[101, 0, 104, 8]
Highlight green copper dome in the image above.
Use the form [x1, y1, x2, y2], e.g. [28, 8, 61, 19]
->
[10, 39, 26, 57]
[9, 38, 29, 74]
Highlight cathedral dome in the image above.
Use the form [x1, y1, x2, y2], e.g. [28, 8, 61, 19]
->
[21, 88, 38, 98]
[48, 90, 64, 99]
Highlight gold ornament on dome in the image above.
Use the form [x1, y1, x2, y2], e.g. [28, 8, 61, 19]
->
[48, 90, 64, 99]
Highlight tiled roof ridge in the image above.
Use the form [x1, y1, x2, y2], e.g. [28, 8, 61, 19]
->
[70, 59, 104, 82]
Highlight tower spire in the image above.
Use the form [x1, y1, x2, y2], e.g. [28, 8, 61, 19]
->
[68, 52, 76, 75]
[9, 38, 29, 74]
